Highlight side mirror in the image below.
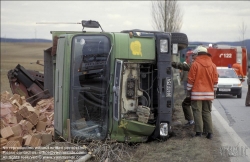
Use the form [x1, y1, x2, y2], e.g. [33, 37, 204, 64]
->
[81, 20, 104, 32]
[81, 20, 100, 28]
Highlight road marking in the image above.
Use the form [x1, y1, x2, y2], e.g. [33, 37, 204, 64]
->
[212, 105, 250, 161]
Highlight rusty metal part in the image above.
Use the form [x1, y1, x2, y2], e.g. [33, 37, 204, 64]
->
[36, 60, 44, 66]
[51, 36, 58, 55]
[8, 64, 51, 106]
[26, 89, 50, 106]
[26, 70, 44, 83]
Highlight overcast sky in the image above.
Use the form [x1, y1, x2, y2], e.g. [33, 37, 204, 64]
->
[1, 1, 250, 43]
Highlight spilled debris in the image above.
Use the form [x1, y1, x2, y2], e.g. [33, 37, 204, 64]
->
[1, 91, 54, 148]
[0, 91, 131, 162]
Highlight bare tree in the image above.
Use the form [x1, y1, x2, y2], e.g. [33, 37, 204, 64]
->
[151, 0, 183, 32]
[239, 21, 247, 46]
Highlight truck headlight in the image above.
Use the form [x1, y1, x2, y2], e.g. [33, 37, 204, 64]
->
[160, 39, 168, 53]
[160, 123, 168, 136]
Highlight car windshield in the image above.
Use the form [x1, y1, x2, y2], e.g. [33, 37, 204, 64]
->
[217, 68, 238, 78]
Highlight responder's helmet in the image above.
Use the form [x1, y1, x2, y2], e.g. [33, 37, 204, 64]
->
[237, 59, 241, 63]
[193, 46, 207, 54]
[193, 45, 212, 56]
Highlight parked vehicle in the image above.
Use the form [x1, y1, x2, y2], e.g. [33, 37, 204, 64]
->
[216, 67, 242, 98]
[7, 20, 188, 142]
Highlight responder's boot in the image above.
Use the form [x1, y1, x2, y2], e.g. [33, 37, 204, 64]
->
[246, 86, 250, 106]
[206, 133, 213, 139]
[194, 132, 202, 137]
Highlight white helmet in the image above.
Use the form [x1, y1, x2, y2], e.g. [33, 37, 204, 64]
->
[193, 46, 207, 54]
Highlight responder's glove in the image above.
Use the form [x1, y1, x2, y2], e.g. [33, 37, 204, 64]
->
[171, 62, 177, 68]
[186, 90, 191, 98]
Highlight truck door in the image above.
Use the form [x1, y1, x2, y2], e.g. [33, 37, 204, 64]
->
[69, 35, 111, 140]
[54, 37, 65, 135]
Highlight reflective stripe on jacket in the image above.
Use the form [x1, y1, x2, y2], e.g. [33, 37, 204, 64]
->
[187, 55, 218, 100]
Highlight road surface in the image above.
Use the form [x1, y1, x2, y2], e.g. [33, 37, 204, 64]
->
[213, 80, 250, 162]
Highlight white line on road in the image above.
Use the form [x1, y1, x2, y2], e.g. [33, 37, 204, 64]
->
[212, 105, 250, 162]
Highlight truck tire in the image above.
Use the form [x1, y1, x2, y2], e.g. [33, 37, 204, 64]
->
[171, 33, 188, 50]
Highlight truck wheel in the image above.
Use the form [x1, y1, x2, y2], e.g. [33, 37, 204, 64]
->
[237, 93, 242, 98]
[171, 33, 188, 50]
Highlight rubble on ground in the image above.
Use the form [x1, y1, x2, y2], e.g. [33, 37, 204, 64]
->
[0, 91, 54, 148]
[0, 91, 146, 162]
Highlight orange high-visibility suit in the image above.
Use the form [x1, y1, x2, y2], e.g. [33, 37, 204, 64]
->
[187, 55, 218, 100]
[187, 54, 218, 135]
[232, 63, 244, 77]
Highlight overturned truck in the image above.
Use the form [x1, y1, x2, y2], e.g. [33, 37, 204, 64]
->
[8, 20, 188, 142]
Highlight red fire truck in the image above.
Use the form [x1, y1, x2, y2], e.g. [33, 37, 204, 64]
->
[186, 44, 248, 77]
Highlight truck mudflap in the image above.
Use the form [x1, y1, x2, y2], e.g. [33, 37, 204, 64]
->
[7, 64, 51, 106]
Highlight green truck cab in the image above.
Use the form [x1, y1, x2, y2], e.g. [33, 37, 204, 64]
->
[43, 20, 188, 142]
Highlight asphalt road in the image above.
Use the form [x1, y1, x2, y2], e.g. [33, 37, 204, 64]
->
[212, 80, 250, 161]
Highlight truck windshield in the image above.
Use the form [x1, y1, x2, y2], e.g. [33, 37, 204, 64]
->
[70, 35, 111, 140]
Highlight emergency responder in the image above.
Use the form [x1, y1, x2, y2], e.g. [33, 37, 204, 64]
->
[187, 46, 218, 139]
[246, 67, 250, 106]
[172, 53, 198, 126]
[172, 53, 209, 133]
[232, 59, 244, 79]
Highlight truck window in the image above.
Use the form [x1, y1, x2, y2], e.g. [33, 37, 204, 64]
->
[70, 35, 111, 140]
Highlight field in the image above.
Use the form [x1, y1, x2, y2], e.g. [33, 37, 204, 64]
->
[1, 42, 50, 93]
[0, 43, 229, 161]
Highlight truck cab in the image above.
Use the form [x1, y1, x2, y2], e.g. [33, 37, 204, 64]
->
[43, 20, 188, 142]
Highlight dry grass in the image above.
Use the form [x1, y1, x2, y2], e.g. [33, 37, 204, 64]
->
[0, 43, 230, 162]
[0, 42, 50, 93]
[124, 103, 230, 162]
